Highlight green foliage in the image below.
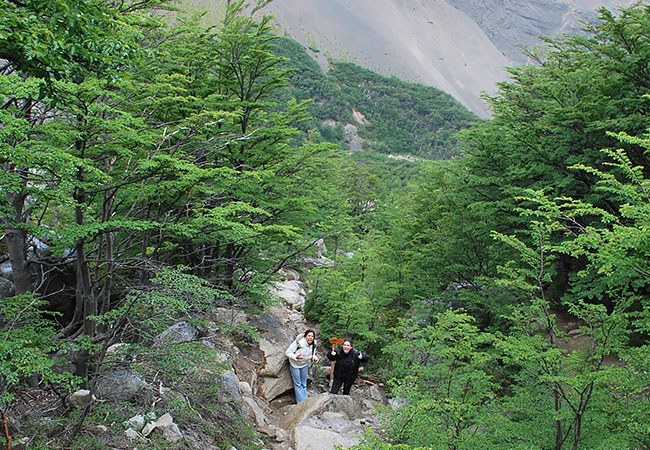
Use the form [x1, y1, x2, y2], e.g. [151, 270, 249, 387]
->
[357, 310, 497, 449]
[330, 63, 478, 158]
[0, 294, 74, 409]
[348, 6, 650, 443]
[273, 39, 478, 158]
[0, 0, 151, 84]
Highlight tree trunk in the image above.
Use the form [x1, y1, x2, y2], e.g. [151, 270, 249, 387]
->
[224, 242, 234, 290]
[4, 224, 31, 295]
[4, 182, 32, 295]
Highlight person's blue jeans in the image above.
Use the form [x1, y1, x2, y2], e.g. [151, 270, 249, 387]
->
[289, 365, 309, 403]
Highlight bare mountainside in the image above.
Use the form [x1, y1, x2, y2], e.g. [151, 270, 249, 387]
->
[256, 0, 637, 117]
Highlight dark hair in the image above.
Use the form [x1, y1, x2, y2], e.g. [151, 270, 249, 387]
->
[303, 330, 316, 348]
[343, 338, 353, 347]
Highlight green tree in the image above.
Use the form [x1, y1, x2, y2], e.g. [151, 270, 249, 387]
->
[355, 310, 497, 450]
[458, 4, 650, 308]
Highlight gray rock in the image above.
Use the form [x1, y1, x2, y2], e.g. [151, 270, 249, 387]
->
[294, 425, 357, 450]
[243, 396, 267, 427]
[123, 414, 146, 431]
[0, 276, 14, 299]
[94, 369, 150, 402]
[258, 371, 294, 402]
[141, 421, 157, 437]
[238, 381, 252, 397]
[366, 384, 386, 402]
[279, 268, 300, 281]
[258, 338, 290, 378]
[11, 437, 30, 450]
[300, 256, 333, 268]
[156, 321, 199, 347]
[218, 370, 245, 415]
[269, 279, 306, 311]
[69, 389, 92, 409]
[248, 313, 288, 342]
[124, 427, 147, 442]
[0, 261, 12, 278]
[106, 343, 129, 355]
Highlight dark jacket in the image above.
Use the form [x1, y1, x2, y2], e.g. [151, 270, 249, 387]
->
[327, 347, 369, 384]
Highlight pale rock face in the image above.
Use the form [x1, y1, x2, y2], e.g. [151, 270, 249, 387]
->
[270, 279, 307, 311]
[257, 367, 294, 401]
[294, 426, 355, 450]
[260, 0, 509, 117]
[258, 338, 290, 378]
[258, 0, 637, 118]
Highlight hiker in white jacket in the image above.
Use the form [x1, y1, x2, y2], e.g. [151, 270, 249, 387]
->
[285, 329, 319, 403]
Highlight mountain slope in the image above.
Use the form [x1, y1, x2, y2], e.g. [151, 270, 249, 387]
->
[258, 0, 637, 117]
[260, 0, 509, 118]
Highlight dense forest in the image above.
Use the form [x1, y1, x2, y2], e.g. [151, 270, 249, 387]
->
[1, 0, 649, 449]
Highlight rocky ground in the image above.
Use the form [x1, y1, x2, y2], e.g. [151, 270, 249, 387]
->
[231, 265, 386, 449]
[4, 255, 385, 450]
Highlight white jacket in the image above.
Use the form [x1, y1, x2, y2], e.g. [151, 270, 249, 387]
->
[285, 336, 317, 369]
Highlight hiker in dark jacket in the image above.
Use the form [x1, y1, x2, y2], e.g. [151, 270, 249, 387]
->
[327, 339, 369, 395]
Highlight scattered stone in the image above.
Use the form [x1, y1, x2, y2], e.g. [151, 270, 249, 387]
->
[239, 381, 252, 396]
[218, 370, 245, 414]
[294, 425, 356, 450]
[124, 427, 147, 442]
[141, 421, 157, 437]
[154, 413, 182, 443]
[211, 350, 228, 364]
[123, 414, 146, 431]
[12, 437, 30, 450]
[106, 343, 129, 355]
[95, 425, 108, 432]
[243, 396, 267, 427]
[69, 389, 92, 409]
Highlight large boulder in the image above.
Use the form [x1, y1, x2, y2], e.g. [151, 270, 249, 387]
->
[155, 321, 199, 347]
[280, 393, 373, 449]
[257, 370, 294, 402]
[93, 370, 150, 402]
[257, 338, 289, 378]
[247, 313, 296, 401]
[0, 261, 12, 279]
